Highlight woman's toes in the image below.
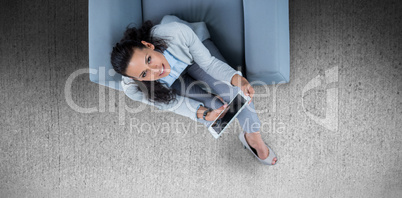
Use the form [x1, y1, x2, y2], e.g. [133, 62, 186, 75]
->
[272, 157, 277, 165]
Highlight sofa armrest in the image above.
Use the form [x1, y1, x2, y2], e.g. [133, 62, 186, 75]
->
[243, 0, 290, 85]
[88, 0, 142, 91]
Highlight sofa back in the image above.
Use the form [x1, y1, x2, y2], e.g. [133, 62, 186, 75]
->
[89, 0, 290, 91]
[142, 0, 245, 71]
[89, 0, 142, 90]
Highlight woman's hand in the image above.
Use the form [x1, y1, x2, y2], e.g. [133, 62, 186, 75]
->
[206, 104, 229, 121]
[197, 104, 229, 121]
[231, 74, 255, 104]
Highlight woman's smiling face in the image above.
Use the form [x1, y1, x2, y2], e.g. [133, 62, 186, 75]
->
[125, 41, 171, 81]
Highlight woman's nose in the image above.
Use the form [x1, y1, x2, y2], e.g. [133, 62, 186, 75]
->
[149, 65, 160, 74]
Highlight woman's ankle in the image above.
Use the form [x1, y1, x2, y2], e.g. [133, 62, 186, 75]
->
[245, 131, 263, 148]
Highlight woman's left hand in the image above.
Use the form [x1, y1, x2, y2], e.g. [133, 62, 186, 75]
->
[231, 74, 254, 104]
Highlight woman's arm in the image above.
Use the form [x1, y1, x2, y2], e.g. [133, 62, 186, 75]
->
[122, 80, 204, 122]
[176, 23, 255, 104]
[177, 23, 254, 103]
[175, 22, 243, 85]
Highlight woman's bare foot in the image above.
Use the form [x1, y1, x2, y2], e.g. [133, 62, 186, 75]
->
[245, 131, 277, 165]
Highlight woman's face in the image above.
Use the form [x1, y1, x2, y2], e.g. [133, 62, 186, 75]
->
[125, 41, 171, 81]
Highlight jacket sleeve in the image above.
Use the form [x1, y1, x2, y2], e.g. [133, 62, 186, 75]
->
[175, 22, 243, 85]
[121, 79, 205, 122]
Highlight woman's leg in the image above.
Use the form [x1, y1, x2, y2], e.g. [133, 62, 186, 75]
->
[170, 72, 224, 127]
[185, 63, 262, 133]
[174, 64, 276, 163]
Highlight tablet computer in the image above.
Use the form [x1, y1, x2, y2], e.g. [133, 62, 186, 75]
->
[208, 91, 251, 139]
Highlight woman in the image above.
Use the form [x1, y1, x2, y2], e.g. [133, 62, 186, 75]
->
[110, 16, 277, 165]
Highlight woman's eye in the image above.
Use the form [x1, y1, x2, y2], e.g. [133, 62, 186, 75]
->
[142, 56, 151, 78]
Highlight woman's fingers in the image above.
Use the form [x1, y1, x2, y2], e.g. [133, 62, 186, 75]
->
[248, 85, 255, 104]
[206, 104, 227, 121]
[218, 104, 229, 119]
[217, 95, 226, 104]
[213, 104, 228, 120]
[242, 84, 254, 104]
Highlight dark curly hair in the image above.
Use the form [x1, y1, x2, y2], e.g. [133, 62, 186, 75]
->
[111, 20, 178, 104]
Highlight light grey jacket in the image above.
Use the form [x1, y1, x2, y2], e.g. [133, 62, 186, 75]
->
[121, 16, 243, 122]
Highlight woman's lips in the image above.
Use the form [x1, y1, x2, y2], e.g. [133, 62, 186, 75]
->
[159, 64, 165, 76]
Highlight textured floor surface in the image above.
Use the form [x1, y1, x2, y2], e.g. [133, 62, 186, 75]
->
[1, 0, 402, 197]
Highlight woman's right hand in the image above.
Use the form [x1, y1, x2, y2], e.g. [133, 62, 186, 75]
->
[197, 104, 229, 121]
[205, 104, 229, 121]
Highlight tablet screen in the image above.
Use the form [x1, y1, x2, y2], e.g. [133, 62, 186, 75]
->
[211, 93, 247, 134]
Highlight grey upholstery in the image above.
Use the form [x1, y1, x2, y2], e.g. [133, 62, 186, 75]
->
[88, 0, 290, 91]
[142, 0, 245, 73]
[243, 0, 290, 84]
[88, 0, 142, 90]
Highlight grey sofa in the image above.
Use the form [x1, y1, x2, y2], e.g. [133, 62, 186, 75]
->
[89, 0, 289, 91]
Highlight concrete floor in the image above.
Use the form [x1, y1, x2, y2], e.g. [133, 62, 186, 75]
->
[1, 0, 401, 197]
